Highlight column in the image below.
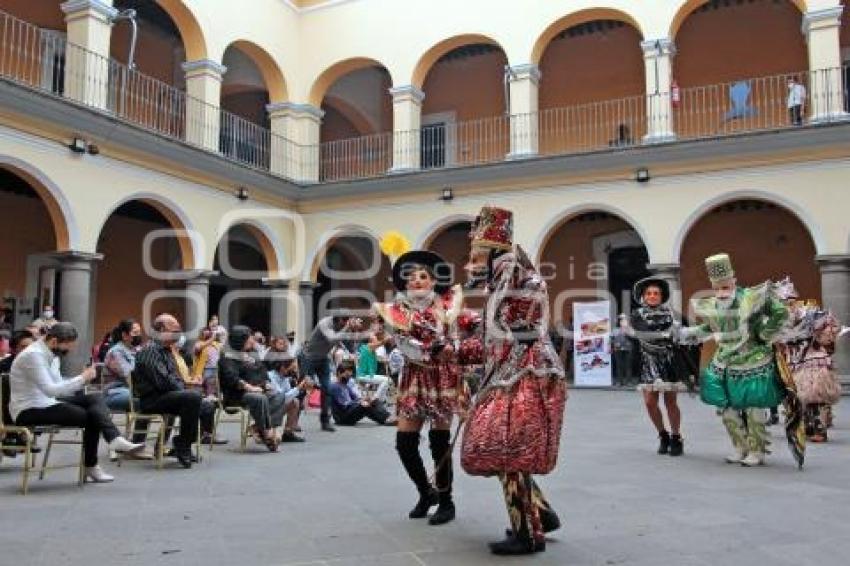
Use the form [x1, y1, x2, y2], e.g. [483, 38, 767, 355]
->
[294, 281, 316, 346]
[647, 263, 682, 317]
[802, 6, 848, 122]
[641, 39, 677, 143]
[266, 103, 323, 183]
[263, 278, 293, 338]
[61, 0, 117, 110]
[183, 270, 215, 339]
[506, 64, 541, 159]
[816, 255, 850, 391]
[182, 59, 227, 152]
[53, 251, 102, 375]
[388, 85, 425, 172]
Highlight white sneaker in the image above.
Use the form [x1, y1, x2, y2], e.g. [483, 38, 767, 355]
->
[85, 465, 114, 483]
[725, 448, 747, 464]
[741, 452, 765, 467]
[108, 436, 145, 454]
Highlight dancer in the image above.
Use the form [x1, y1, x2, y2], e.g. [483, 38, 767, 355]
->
[374, 233, 467, 526]
[629, 277, 688, 456]
[680, 253, 799, 468]
[775, 277, 843, 442]
[459, 206, 567, 555]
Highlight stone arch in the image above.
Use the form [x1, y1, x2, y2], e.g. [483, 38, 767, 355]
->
[309, 57, 394, 107]
[531, 7, 645, 65]
[411, 34, 506, 89]
[224, 40, 289, 102]
[416, 214, 477, 248]
[669, 0, 807, 38]
[216, 218, 283, 277]
[155, 0, 209, 61]
[0, 156, 77, 251]
[97, 193, 198, 270]
[307, 225, 383, 282]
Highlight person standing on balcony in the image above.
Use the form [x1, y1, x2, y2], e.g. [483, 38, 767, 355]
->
[459, 206, 567, 556]
[374, 232, 467, 528]
[787, 76, 806, 126]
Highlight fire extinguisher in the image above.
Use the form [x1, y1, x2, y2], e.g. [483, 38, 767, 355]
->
[671, 79, 681, 108]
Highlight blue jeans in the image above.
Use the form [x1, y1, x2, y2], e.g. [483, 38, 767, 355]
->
[105, 386, 131, 412]
[305, 357, 331, 424]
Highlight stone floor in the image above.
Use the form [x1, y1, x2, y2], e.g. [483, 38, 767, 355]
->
[2, 390, 849, 566]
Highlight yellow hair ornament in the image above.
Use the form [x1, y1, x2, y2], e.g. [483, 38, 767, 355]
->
[379, 230, 411, 259]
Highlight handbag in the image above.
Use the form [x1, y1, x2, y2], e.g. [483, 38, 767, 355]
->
[461, 376, 566, 477]
[307, 388, 322, 409]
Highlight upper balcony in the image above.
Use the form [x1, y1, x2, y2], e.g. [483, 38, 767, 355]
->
[0, 2, 849, 190]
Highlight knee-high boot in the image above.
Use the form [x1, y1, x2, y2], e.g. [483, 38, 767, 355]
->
[721, 408, 747, 464]
[428, 429, 455, 525]
[396, 431, 437, 519]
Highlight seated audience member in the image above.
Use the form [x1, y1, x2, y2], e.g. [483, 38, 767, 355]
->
[103, 319, 143, 412]
[9, 323, 143, 481]
[267, 357, 309, 442]
[0, 331, 10, 360]
[134, 314, 214, 468]
[329, 360, 396, 426]
[252, 331, 269, 359]
[192, 328, 223, 398]
[356, 328, 391, 402]
[32, 305, 58, 331]
[218, 326, 282, 452]
[1, 329, 36, 456]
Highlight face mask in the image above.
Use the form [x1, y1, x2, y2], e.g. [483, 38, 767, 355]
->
[43, 310, 54, 319]
[176, 335, 186, 349]
[130, 335, 143, 347]
[50, 347, 69, 357]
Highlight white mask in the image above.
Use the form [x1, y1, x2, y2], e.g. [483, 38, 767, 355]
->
[176, 335, 187, 349]
[43, 310, 54, 319]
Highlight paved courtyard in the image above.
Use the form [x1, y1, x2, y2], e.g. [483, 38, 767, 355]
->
[2, 390, 849, 566]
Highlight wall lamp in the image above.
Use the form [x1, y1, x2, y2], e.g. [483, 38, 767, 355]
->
[439, 187, 454, 202]
[236, 187, 249, 201]
[69, 137, 87, 154]
[635, 167, 651, 183]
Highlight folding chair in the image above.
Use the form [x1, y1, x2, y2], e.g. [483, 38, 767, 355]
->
[1, 373, 85, 494]
[124, 372, 202, 469]
[211, 372, 252, 452]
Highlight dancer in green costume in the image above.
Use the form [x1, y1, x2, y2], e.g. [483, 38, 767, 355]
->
[680, 253, 791, 467]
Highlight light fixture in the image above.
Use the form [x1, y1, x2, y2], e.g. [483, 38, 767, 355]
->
[87, 144, 100, 156]
[635, 167, 650, 183]
[236, 187, 249, 201]
[69, 137, 87, 154]
[439, 187, 454, 202]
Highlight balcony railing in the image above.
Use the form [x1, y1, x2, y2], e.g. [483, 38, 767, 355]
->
[0, 10, 848, 186]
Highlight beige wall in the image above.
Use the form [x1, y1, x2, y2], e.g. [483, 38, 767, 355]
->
[0, 190, 55, 298]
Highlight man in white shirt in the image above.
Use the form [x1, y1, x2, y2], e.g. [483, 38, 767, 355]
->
[787, 76, 806, 126]
[10, 322, 143, 483]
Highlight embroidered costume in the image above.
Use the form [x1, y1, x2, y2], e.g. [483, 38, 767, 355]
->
[681, 253, 801, 468]
[375, 245, 467, 527]
[459, 206, 567, 555]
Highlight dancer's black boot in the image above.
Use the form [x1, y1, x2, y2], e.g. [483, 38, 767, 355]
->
[669, 434, 684, 457]
[657, 430, 670, 454]
[396, 431, 437, 519]
[428, 429, 455, 526]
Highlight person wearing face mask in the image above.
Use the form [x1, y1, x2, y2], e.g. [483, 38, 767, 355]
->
[33, 304, 58, 331]
[679, 253, 797, 468]
[134, 314, 209, 468]
[373, 236, 467, 528]
[9, 322, 145, 482]
[103, 319, 144, 412]
[629, 278, 689, 457]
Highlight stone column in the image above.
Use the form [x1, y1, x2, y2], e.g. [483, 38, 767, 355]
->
[647, 263, 682, 317]
[61, 0, 117, 110]
[641, 38, 677, 143]
[53, 251, 102, 375]
[183, 270, 215, 340]
[802, 7, 848, 122]
[388, 85, 425, 172]
[263, 278, 293, 338]
[265, 102, 322, 183]
[295, 281, 316, 346]
[506, 64, 541, 159]
[816, 255, 850, 391]
[182, 59, 227, 152]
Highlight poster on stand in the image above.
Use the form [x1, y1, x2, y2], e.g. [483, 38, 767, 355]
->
[573, 301, 613, 387]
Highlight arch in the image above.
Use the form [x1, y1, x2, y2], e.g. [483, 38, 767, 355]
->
[532, 202, 653, 266]
[309, 57, 393, 107]
[97, 192, 198, 270]
[306, 224, 382, 282]
[411, 34, 506, 89]
[0, 156, 77, 251]
[415, 214, 477, 248]
[217, 219, 284, 278]
[155, 0, 209, 61]
[323, 95, 379, 134]
[224, 40, 289, 102]
[531, 7, 645, 65]
[671, 190, 824, 261]
[669, 0, 807, 39]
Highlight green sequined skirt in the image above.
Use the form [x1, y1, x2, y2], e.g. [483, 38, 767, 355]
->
[700, 361, 784, 409]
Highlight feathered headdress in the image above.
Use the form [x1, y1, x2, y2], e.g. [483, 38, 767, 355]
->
[379, 230, 411, 260]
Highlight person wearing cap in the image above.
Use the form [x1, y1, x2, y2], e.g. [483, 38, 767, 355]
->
[679, 253, 792, 467]
[629, 277, 689, 457]
[460, 205, 567, 556]
[218, 326, 283, 452]
[374, 238, 467, 528]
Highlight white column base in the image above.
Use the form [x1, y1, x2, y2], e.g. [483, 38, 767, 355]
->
[642, 132, 678, 144]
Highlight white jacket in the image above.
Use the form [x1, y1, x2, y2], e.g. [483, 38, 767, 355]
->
[8, 339, 85, 421]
